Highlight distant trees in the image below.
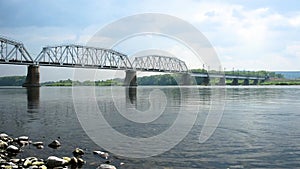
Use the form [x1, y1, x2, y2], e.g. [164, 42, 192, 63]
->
[0, 76, 26, 86]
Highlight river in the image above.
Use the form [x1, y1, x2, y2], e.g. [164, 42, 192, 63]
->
[0, 86, 300, 168]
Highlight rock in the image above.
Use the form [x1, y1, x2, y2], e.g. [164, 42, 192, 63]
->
[0, 133, 13, 143]
[93, 151, 109, 159]
[32, 142, 43, 146]
[18, 140, 30, 147]
[39, 165, 47, 169]
[120, 162, 125, 166]
[10, 158, 20, 163]
[69, 157, 77, 166]
[62, 157, 71, 164]
[46, 156, 67, 168]
[18, 136, 29, 141]
[76, 158, 85, 167]
[0, 140, 8, 149]
[48, 140, 61, 149]
[23, 157, 38, 167]
[36, 145, 44, 149]
[32, 142, 44, 149]
[98, 164, 117, 169]
[72, 148, 84, 157]
[0, 133, 8, 139]
[6, 145, 19, 154]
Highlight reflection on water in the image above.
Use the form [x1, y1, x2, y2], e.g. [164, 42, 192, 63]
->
[26, 87, 40, 112]
[125, 86, 137, 105]
[0, 86, 300, 168]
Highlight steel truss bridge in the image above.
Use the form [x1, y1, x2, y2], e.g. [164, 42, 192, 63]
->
[0, 36, 266, 86]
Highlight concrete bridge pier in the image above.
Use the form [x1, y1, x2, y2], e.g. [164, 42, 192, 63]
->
[218, 77, 226, 85]
[253, 79, 258, 85]
[124, 70, 137, 86]
[231, 78, 239, 85]
[180, 73, 192, 85]
[243, 79, 250, 85]
[23, 65, 41, 87]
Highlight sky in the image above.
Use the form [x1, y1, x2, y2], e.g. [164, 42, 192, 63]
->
[0, 0, 300, 81]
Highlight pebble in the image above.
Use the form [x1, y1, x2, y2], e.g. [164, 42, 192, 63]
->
[0, 140, 8, 149]
[72, 148, 85, 157]
[93, 151, 109, 159]
[6, 145, 19, 154]
[98, 164, 117, 169]
[32, 142, 44, 149]
[46, 156, 68, 168]
[18, 136, 29, 141]
[48, 140, 61, 149]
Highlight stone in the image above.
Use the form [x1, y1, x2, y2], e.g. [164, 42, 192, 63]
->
[6, 145, 19, 154]
[72, 148, 85, 157]
[0, 134, 13, 143]
[76, 158, 85, 167]
[48, 140, 61, 149]
[46, 156, 67, 168]
[93, 151, 109, 159]
[69, 157, 77, 166]
[36, 145, 44, 149]
[98, 164, 117, 169]
[18, 136, 29, 141]
[0, 140, 8, 149]
[32, 142, 43, 146]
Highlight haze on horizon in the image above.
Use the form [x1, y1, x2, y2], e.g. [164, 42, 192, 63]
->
[0, 0, 300, 82]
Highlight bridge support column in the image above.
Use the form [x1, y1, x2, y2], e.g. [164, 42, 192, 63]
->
[202, 77, 210, 86]
[23, 65, 40, 87]
[124, 70, 137, 86]
[243, 79, 249, 85]
[231, 78, 239, 85]
[218, 77, 226, 85]
[180, 73, 192, 85]
[253, 79, 258, 85]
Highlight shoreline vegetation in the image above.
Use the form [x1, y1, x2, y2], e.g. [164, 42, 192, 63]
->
[0, 71, 300, 86]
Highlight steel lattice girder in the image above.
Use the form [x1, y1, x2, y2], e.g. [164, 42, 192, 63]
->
[132, 55, 188, 73]
[0, 36, 33, 64]
[34, 45, 133, 69]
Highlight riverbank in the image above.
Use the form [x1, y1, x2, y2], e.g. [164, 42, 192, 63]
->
[0, 133, 121, 169]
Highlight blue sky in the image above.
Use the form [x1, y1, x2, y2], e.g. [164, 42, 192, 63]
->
[0, 0, 300, 81]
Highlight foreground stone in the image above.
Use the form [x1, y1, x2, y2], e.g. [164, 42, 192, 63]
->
[46, 156, 68, 168]
[48, 140, 61, 149]
[98, 164, 117, 169]
[93, 151, 109, 159]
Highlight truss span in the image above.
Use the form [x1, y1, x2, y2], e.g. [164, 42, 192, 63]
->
[34, 45, 133, 69]
[132, 55, 188, 73]
[0, 36, 33, 65]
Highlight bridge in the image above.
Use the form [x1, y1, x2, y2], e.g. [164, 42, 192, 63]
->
[0, 36, 267, 87]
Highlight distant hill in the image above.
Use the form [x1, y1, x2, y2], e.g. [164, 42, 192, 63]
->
[0, 76, 26, 86]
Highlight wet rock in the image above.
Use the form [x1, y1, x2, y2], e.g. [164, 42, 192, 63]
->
[98, 164, 117, 169]
[93, 151, 109, 159]
[0, 140, 8, 149]
[72, 148, 84, 157]
[6, 145, 19, 154]
[18, 140, 30, 147]
[48, 140, 61, 149]
[32, 142, 44, 149]
[32, 142, 43, 146]
[46, 156, 67, 168]
[39, 165, 47, 169]
[18, 136, 29, 141]
[120, 162, 125, 166]
[0, 133, 13, 143]
[69, 157, 77, 166]
[9, 158, 20, 163]
[1, 161, 19, 168]
[76, 157, 85, 167]
[23, 157, 38, 167]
